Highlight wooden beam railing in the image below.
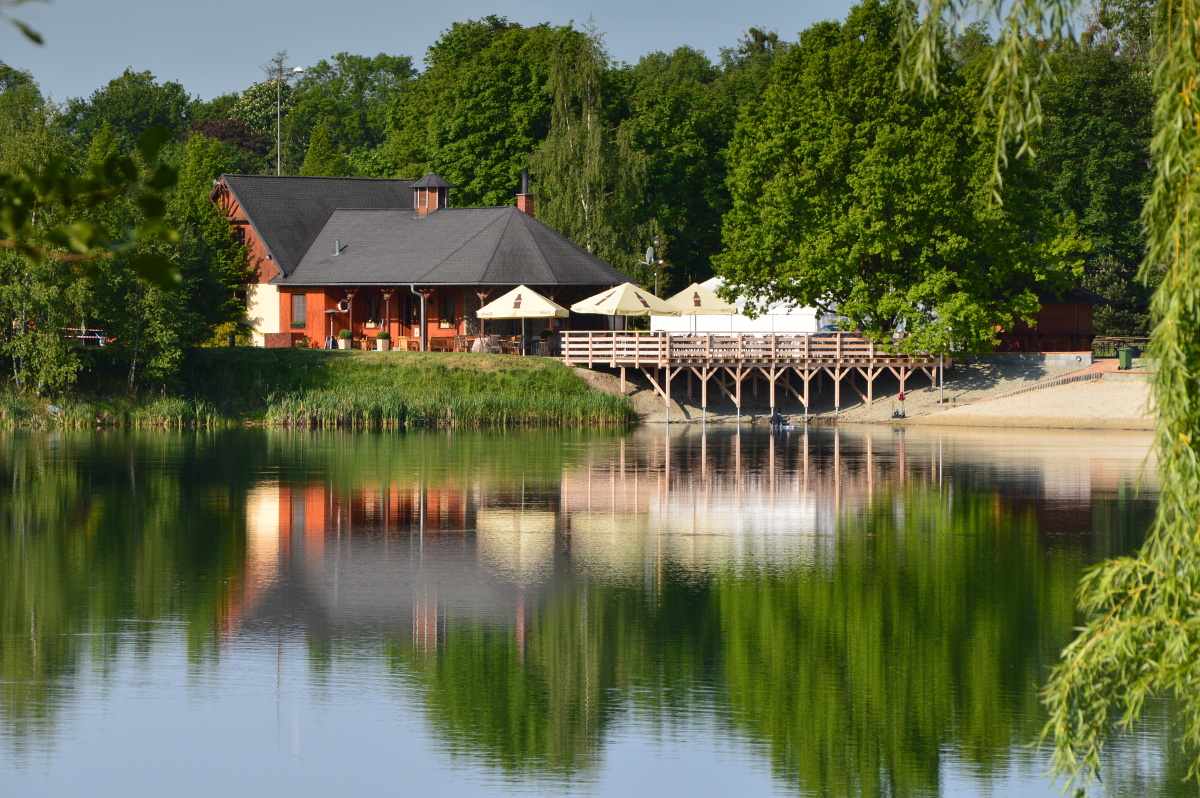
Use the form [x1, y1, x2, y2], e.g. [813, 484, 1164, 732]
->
[561, 331, 934, 368]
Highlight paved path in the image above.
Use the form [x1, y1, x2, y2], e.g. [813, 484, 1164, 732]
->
[910, 378, 1153, 430]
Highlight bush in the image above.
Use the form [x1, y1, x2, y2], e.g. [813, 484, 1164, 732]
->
[375, 330, 391, 340]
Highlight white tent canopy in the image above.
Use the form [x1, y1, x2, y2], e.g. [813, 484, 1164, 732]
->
[651, 277, 829, 334]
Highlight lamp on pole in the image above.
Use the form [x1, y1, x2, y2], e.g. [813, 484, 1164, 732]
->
[639, 235, 666, 296]
[264, 52, 305, 176]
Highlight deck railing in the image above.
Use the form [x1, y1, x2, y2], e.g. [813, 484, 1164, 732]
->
[561, 331, 928, 368]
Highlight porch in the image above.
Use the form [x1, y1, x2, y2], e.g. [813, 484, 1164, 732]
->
[276, 285, 604, 352]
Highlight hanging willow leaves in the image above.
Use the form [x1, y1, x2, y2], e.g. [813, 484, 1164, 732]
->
[902, 0, 1200, 789]
[529, 27, 647, 278]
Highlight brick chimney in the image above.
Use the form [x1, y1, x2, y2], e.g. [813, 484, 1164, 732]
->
[413, 173, 452, 217]
[516, 169, 535, 217]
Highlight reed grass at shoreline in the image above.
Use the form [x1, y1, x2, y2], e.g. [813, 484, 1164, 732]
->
[0, 348, 636, 430]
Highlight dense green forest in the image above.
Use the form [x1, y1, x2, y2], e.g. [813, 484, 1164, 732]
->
[0, 0, 1153, 394]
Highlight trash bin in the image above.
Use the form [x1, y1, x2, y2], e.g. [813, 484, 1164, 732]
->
[1118, 347, 1132, 370]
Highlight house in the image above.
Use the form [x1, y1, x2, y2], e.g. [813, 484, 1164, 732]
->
[649, 276, 836, 334]
[996, 287, 1103, 353]
[211, 172, 628, 349]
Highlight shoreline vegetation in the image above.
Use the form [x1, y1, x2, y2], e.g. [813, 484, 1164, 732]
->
[0, 349, 637, 431]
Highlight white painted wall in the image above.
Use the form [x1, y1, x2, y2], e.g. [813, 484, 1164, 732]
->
[247, 283, 280, 346]
[650, 277, 829, 334]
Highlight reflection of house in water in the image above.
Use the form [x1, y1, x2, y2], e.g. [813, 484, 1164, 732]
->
[236, 477, 558, 649]
[232, 427, 1153, 647]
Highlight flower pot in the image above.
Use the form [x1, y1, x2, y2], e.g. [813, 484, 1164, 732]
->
[337, 338, 350, 350]
[375, 339, 391, 352]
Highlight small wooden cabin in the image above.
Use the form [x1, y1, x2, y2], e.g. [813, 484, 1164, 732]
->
[996, 288, 1104, 353]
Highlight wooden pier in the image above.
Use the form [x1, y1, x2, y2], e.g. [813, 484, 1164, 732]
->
[561, 331, 941, 415]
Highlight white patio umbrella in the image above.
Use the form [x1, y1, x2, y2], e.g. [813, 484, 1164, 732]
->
[476, 285, 568, 355]
[664, 282, 737, 333]
[569, 282, 678, 320]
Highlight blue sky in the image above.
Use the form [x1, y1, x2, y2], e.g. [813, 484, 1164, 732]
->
[1, 0, 855, 101]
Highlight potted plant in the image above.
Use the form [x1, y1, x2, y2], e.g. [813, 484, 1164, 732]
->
[375, 330, 391, 351]
[337, 329, 352, 350]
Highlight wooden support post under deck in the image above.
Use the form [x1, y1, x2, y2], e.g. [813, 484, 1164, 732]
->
[619, 366, 625, 394]
[665, 366, 673, 420]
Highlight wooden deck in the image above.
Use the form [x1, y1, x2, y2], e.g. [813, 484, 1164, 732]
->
[561, 331, 941, 416]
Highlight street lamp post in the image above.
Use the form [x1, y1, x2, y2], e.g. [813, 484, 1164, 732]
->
[264, 52, 305, 176]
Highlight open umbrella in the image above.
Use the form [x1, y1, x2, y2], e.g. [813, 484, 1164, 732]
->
[570, 282, 678, 318]
[664, 282, 737, 333]
[476, 285, 568, 355]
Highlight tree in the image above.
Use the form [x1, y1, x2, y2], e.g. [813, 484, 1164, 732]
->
[299, 122, 348, 176]
[615, 47, 735, 289]
[717, 27, 788, 109]
[1035, 42, 1153, 335]
[284, 52, 414, 171]
[61, 69, 194, 150]
[381, 17, 560, 203]
[715, 0, 1085, 354]
[230, 78, 293, 158]
[901, 0, 1200, 788]
[530, 27, 646, 278]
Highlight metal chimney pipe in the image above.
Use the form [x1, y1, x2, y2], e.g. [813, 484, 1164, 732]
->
[334, 239, 341, 256]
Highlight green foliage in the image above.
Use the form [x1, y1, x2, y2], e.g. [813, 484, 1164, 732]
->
[531, 28, 647, 279]
[901, 0, 1200, 789]
[381, 17, 559, 203]
[230, 78, 289, 143]
[285, 52, 414, 171]
[1036, 42, 1153, 334]
[250, 349, 635, 429]
[716, 0, 1086, 353]
[299, 122, 348, 177]
[60, 68, 194, 150]
[615, 47, 735, 288]
[1041, 0, 1200, 786]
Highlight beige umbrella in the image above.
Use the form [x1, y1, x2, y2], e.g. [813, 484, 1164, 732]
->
[477, 285, 568, 355]
[665, 282, 737, 332]
[570, 282, 678, 318]
[665, 282, 737, 315]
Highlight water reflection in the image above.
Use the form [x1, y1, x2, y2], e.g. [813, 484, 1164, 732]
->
[0, 427, 1172, 796]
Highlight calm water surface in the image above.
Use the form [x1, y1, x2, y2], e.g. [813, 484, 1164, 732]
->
[0, 426, 1178, 796]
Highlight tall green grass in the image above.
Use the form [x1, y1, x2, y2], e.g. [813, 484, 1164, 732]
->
[0, 392, 225, 430]
[1, 349, 635, 430]
[255, 351, 633, 430]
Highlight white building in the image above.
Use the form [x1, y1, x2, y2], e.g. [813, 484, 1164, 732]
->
[650, 276, 833, 334]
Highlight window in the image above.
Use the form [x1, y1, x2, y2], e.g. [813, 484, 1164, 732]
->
[290, 293, 307, 329]
[366, 292, 382, 326]
[439, 292, 456, 329]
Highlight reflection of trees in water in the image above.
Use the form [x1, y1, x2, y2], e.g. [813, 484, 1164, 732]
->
[370, 491, 1158, 794]
[0, 428, 1175, 795]
[0, 434, 249, 743]
[719, 490, 1077, 794]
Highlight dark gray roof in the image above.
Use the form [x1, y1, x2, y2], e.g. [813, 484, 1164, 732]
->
[411, 173, 453, 188]
[281, 206, 629, 287]
[221, 174, 414, 275]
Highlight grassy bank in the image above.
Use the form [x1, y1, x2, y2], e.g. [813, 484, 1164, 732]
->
[0, 349, 636, 430]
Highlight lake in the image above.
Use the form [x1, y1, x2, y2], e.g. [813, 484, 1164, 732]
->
[0, 426, 1176, 796]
